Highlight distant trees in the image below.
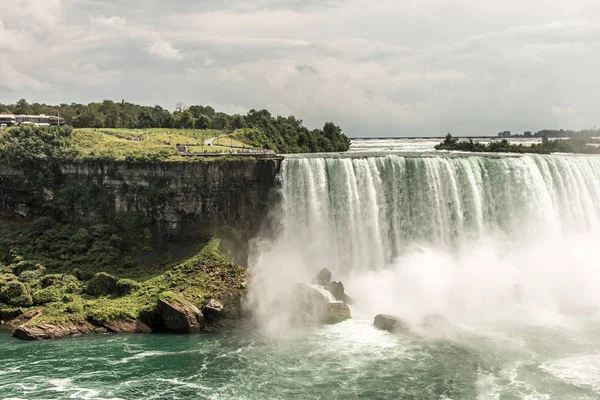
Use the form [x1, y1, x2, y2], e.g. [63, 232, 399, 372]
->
[195, 114, 211, 129]
[176, 111, 195, 129]
[0, 99, 351, 153]
[434, 134, 600, 155]
[14, 99, 32, 115]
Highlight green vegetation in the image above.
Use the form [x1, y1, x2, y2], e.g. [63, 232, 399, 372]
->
[0, 230, 245, 329]
[435, 134, 600, 154]
[1, 99, 351, 153]
[232, 117, 350, 153]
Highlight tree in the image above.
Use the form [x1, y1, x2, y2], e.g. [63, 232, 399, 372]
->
[14, 99, 32, 115]
[175, 102, 187, 114]
[195, 114, 211, 129]
[231, 114, 246, 130]
[177, 111, 195, 129]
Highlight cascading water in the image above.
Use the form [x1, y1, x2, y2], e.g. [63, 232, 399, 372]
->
[249, 153, 600, 329]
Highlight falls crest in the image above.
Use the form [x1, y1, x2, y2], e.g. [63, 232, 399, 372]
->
[272, 155, 600, 275]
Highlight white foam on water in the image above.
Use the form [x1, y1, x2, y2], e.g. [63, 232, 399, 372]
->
[155, 378, 211, 391]
[540, 354, 600, 393]
[45, 378, 107, 400]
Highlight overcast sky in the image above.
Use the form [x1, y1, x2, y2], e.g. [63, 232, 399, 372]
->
[1, 0, 599, 137]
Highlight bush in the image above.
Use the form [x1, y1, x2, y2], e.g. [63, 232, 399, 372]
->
[40, 274, 81, 293]
[19, 268, 46, 283]
[72, 268, 95, 281]
[13, 260, 44, 276]
[116, 279, 141, 296]
[87, 272, 118, 297]
[0, 281, 33, 306]
[65, 300, 83, 314]
[32, 286, 63, 305]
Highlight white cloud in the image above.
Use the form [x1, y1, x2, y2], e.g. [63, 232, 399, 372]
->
[91, 15, 127, 27]
[551, 106, 576, 116]
[146, 39, 183, 60]
[0, 0, 598, 136]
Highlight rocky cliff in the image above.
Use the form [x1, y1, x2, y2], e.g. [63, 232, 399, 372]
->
[0, 159, 282, 242]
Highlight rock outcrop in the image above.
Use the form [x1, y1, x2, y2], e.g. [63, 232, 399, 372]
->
[202, 299, 223, 322]
[12, 323, 100, 340]
[316, 268, 332, 286]
[292, 284, 351, 326]
[374, 314, 410, 333]
[327, 281, 354, 305]
[326, 302, 352, 324]
[157, 293, 204, 333]
[100, 319, 152, 334]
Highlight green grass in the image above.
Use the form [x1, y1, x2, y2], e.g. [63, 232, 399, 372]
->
[214, 136, 253, 149]
[72, 128, 256, 161]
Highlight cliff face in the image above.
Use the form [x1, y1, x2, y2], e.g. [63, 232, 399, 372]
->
[0, 159, 282, 241]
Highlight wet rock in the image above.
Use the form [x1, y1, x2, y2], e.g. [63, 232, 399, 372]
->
[13, 323, 96, 341]
[316, 268, 332, 286]
[327, 281, 354, 305]
[326, 302, 352, 324]
[420, 314, 455, 334]
[101, 319, 152, 334]
[374, 314, 410, 333]
[157, 293, 204, 333]
[203, 299, 224, 322]
[292, 284, 351, 325]
[139, 308, 165, 330]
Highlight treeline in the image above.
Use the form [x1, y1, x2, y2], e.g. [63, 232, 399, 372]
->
[435, 134, 600, 154]
[0, 99, 350, 153]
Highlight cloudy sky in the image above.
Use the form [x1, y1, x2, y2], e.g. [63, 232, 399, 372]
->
[1, 0, 599, 137]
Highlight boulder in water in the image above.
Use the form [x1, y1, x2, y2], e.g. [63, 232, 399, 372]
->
[157, 292, 204, 333]
[292, 284, 351, 325]
[326, 302, 351, 324]
[420, 314, 455, 335]
[12, 323, 97, 340]
[100, 319, 152, 334]
[374, 314, 409, 333]
[316, 268, 332, 286]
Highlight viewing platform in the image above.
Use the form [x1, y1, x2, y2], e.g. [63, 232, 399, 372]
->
[175, 143, 279, 159]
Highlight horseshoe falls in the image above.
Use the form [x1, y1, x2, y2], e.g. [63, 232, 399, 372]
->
[247, 151, 600, 399]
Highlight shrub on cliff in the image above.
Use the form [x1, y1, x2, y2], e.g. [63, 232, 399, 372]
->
[12, 260, 46, 275]
[116, 279, 141, 296]
[0, 126, 77, 164]
[14, 261, 46, 283]
[0, 281, 33, 306]
[87, 272, 118, 297]
[40, 274, 81, 293]
[18, 268, 46, 283]
[32, 286, 63, 305]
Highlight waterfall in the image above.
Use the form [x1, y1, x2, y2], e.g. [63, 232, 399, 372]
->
[249, 153, 600, 331]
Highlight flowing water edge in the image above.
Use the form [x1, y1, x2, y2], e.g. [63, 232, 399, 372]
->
[3, 139, 600, 399]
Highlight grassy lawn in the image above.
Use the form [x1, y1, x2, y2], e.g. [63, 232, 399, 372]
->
[214, 136, 253, 149]
[72, 128, 252, 161]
